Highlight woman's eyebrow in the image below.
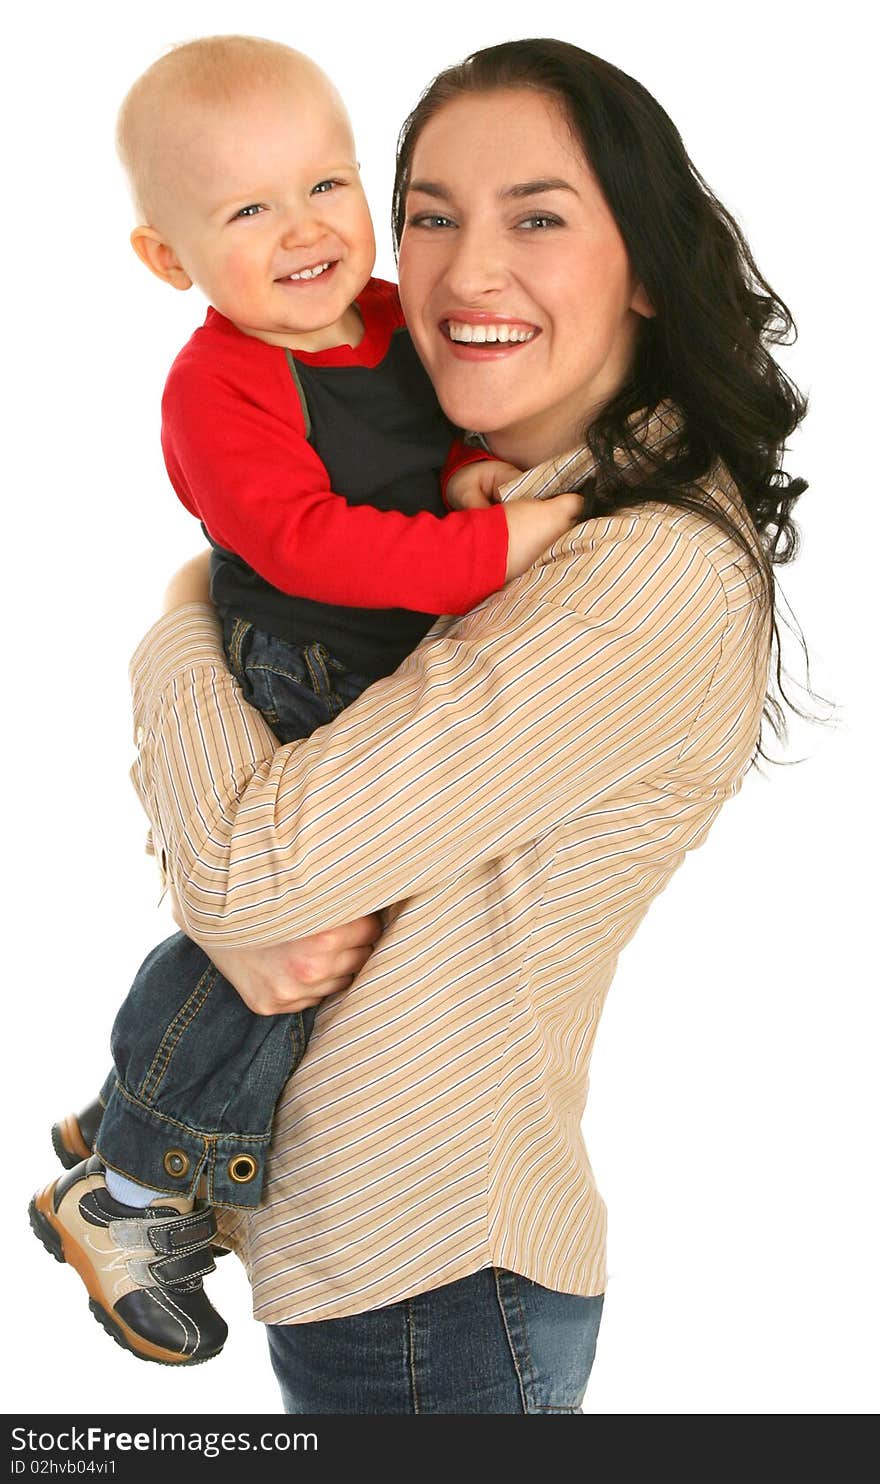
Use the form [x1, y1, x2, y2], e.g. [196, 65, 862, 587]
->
[407, 180, 452, 200]
[407, 178, 577, 201]
[501, 179, 577, 199]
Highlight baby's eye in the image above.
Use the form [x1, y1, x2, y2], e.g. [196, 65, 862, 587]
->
[233, 204, 265, 220]
[311, 179, 343, 195]
[517, 213, 563, 231]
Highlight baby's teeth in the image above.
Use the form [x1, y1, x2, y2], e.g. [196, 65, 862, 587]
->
[290, 262, 330, 280]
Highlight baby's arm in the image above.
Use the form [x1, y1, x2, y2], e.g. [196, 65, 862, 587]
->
[163, 357, 579, 616]
[446, 455, 583, 578]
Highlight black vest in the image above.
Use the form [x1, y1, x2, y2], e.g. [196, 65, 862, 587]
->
[209, 328, 453, 679]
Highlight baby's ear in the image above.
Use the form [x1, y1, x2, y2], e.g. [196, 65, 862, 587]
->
[130, 227, 192, 291]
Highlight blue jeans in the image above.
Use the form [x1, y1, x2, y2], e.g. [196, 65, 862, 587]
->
[95, 620, 372, 1208]
[267, 1268, 604, 1414]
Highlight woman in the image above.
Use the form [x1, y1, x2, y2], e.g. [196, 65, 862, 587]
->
[134, 39, 806, 1412]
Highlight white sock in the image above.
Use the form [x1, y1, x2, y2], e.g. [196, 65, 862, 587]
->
[105, 1167, 170, 1208]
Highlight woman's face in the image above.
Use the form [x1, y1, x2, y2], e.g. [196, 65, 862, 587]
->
[398, 88, 653, 467]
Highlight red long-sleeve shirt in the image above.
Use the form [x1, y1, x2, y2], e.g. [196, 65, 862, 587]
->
[161, 279, 507, 617]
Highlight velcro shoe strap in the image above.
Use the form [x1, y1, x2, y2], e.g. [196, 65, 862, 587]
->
[147, 1209, 217, 1256]
[148, 1247, 216, 1287]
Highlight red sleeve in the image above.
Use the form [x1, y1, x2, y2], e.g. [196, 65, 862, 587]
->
[440, 439, 496, 510]
[162, 341, 508, 615]
[373, 277, 408, 330]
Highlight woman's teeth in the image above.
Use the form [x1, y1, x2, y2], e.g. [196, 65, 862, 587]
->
[288, 262, 332, 281]
[446, 321, 536, 344]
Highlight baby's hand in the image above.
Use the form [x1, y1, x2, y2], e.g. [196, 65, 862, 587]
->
[162, 549, 212, 614]
[504, 494, 584, 581]
[446, 458, 523, 510]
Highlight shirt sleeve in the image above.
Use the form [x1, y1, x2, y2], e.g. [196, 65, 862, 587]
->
[440, 438, 496, 509]
[130, 518, 731, 948]
[162, 357, 508, 615]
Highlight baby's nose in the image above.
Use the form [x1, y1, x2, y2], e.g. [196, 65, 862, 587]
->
[279, 211, 324, 248]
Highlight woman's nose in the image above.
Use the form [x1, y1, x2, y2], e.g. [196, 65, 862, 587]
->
[442, 226, 509, 301]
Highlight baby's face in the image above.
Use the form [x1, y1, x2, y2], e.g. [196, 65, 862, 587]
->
[155, 77, 376, 350]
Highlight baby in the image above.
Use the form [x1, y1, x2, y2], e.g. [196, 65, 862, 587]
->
[29, 36, 581, 1367]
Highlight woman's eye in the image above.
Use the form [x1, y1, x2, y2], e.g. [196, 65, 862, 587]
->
[233, 204, 264, 220]
[517, 213, 563, 230]
[407, 213, 456, 230]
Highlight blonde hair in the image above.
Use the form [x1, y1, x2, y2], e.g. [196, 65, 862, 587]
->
[117, 35, 332, 224]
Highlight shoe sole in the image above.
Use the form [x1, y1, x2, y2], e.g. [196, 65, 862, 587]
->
[28, 1189, 222, 1367]
[51, 1114, 92, 1170]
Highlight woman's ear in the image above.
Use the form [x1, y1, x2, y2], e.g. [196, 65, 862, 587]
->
[631, 281, 655, 319]
[130, 226, 193, 291]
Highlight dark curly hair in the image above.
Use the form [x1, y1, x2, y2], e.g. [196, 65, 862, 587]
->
[392, 39, 810, 751]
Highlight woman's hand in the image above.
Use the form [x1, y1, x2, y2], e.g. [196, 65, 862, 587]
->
[168, 888, 383, 1014]
[162, 550, 212, 614]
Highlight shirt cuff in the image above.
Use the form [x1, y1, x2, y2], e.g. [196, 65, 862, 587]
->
[440, 446, 496, 510]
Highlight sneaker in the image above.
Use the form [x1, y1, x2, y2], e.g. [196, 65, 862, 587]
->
[49, 1097, 231, 1259]
[29, 1154, 228, 1366]
[51, 1099, 104, 1169]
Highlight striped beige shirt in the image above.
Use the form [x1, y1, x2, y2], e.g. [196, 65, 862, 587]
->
[130, 410, 771, 1323]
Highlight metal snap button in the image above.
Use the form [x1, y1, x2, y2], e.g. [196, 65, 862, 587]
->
[163, 1149, 190, 1178]
[228, 1154, 258, 1184]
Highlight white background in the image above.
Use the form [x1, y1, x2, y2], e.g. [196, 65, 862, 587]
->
[3, 0, 876, 1416]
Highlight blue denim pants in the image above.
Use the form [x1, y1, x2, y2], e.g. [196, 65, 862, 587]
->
[95, 620, 372, 1208]
[267, 1268, 605, 1414]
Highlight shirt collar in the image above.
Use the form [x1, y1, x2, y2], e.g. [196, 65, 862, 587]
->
[492, 402, 684, 504]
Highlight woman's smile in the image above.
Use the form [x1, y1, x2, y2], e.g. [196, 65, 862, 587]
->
[442, 311, 541, 355]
